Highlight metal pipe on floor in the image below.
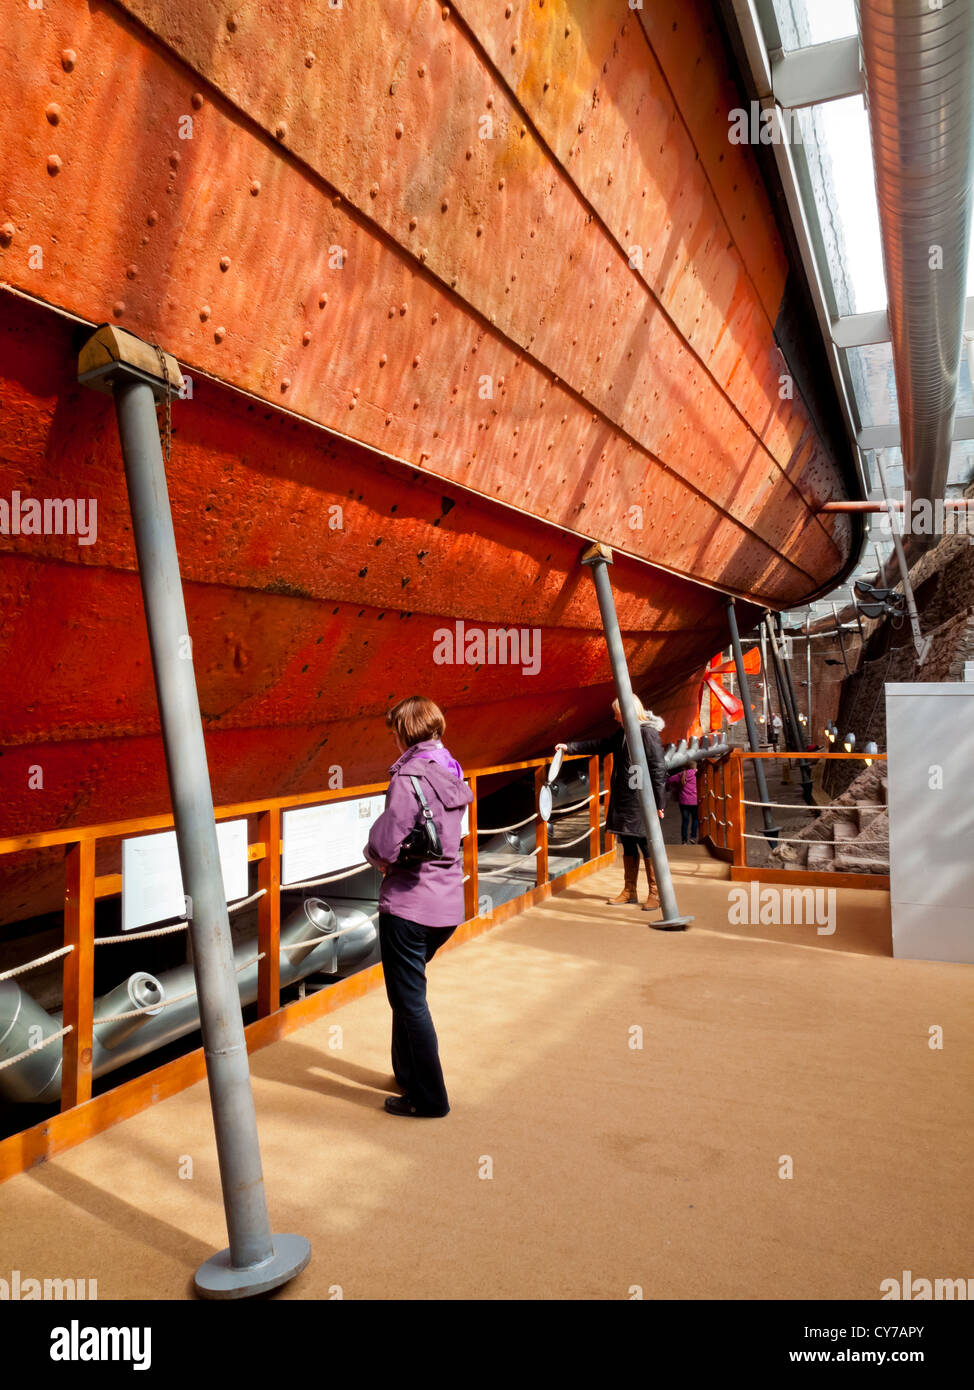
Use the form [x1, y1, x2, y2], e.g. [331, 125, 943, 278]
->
[725, 598, 778, 843]
[0, 905, 376, 1104]
[79, 327, 310, 1299]
[581, 543, 691, 931]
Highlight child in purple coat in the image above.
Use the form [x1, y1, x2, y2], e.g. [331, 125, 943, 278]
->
[667, 766, 699, 844]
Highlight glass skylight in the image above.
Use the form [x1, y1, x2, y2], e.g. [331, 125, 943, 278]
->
[771, 0, 858, 49]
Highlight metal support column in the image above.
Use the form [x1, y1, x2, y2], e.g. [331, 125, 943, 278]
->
[79, 327, 310, 1299]
[831, 603, 852, 676]
[848, 586, 865, 645]
[766, 614, 815, 806]
[875, 449, 931, 665]
[805, 610, 813, 736]
[724, 598, 778, 843]
[581, 544, 691, 931]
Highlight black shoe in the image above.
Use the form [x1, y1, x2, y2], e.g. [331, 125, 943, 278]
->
[383, 1095, 449, 1118]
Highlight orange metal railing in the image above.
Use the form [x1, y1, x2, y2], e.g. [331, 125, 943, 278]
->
[0, 750, 615, 1151]
[698, 748, 889, 882]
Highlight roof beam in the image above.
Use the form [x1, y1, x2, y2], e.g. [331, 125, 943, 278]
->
[833, 297, 974, 349]
[772, 37, 863, 110]
[857, 416, 974, 451]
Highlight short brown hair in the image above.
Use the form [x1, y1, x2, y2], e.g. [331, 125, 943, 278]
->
[386, 695, 445, 747]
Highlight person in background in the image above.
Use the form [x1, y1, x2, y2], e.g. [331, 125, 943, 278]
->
[555, 696, 666, 910]
[667, 765, 699, 845]
[771, 712, 783, 751]
[365, 696, 473, 1118]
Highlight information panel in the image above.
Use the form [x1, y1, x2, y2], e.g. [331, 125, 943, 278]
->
[282, 795, 386, 886]
[121, 820, 250, 932]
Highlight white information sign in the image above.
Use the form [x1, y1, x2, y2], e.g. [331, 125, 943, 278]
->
[121, 820, 249, 932]
[282, 795, 386, 886]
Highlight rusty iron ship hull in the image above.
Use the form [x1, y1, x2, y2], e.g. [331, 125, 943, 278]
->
[0, 0, 859, 923]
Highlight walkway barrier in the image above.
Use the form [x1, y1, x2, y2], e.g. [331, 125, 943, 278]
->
[698, 750, 890, 890]
[0, 752, 614, 1181]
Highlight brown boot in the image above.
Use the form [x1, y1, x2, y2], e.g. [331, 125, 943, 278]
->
[641, 854, 660, 910]
[608, 855, 639, 904]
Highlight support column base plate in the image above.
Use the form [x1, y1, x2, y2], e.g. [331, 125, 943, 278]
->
[194, 1233, 312, 1300]
[644, 915, 693, 931]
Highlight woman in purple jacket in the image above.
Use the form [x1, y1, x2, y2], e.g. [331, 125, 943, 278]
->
[364, 696, 473, 1118]
[667, 765, 699, 844]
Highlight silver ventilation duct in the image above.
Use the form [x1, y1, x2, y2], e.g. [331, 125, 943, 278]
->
[857, 0, 974, 536]
[0, 900, 376, 1104]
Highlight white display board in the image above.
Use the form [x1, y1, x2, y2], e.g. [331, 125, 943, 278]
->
[121, 820, 249, 932]
[886, 683, 974, 964]
[282, 795, 386, 886]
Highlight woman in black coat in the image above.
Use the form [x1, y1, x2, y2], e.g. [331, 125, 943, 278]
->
[555, 696, 666, 908]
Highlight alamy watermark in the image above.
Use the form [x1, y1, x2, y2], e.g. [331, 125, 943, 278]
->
[0, 491, 97, 546]
[876, 493, 974, 543]
[432, 620, 540, 676]
[728, 883, 836, 936]
[727, 100, 813, 146]
[880, 1270, 972, 1300]
[1, 1269, 97, 1299]
[50, 1320, 150, 1370]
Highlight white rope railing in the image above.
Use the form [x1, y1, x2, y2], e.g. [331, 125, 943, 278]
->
[477, 811, 537, 835]
[751, 833, 888, 846]
[96, 921, 189, 946]
[228, 888, 267, 913]
[550, 825, 599, 850]
[549, 795, 594, 816]
[281, 862, 370, 891]
[94, 887, 269, 947]
[0, 944, 74, 982]
[282, 922, 372, 949]
[0, 1025, 73, 1073]
[740, 798, 886, 812]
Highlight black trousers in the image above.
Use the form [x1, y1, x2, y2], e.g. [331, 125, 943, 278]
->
[379, 912, 456, 1115]
[619, 834, 650, 858]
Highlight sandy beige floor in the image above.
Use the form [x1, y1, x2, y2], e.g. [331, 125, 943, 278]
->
[1, 852, 970, 1301]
